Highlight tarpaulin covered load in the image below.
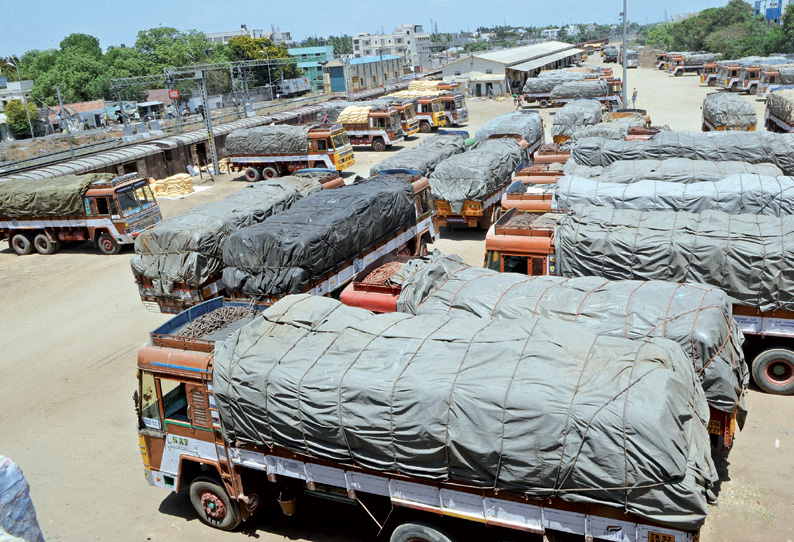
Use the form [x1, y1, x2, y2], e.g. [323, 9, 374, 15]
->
[767, 66, 794, 85]
[213, 295, 717, 530]
[522, 73, 585, 94]
[222, 175, 416, 298]
[0, 173, 114, 218]
[550, 80, 608, 99]
[551, 100, 603, 138]
[570, 132, 794, 175]
[702, 93, 756, 130]
[0, 456, 44, 542]
[317, 101, 353, 123]
[225, 125, 311, 156]
[369, 135, 466, 176]
[131, 177, 320, 293]
[428, 138, 522, 213]
[556, 205, 794, 312]
[562, 158, 783, 183]
[553, 175, 794, 215]
[474, 111, 543, 143]
[570, 118, 640, 140]
[396, 254, 747, 414]
[767, 89, 794, 124]
[678, 53, 721, 65]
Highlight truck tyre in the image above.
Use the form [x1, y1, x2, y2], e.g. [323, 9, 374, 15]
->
[371, 138, 386, 152]
[730, 83, 739, 92]
[416, 237, 428, 257]
[189, 476, 242, 531]
[244, 167, 261, 182]
[390, 521, 456, 542]
[752, 348, 794, 395]
[708, 78, 716, 87]
[11, 233, 33, 255]
[96, 233, 121, 255]
[747, 85, 757, 95]
[419, 121, 431, 133]
[34, 233, 59, 255]
[674, 70, 683, 77]
[262, 166, 278, 179]
[539, 98, 550, 108]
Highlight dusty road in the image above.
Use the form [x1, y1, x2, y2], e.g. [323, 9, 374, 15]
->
[1, 56, 792, 542]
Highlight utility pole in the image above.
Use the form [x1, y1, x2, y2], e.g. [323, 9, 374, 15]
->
[115, 90, 129, 127]
[9, 61, 35, 139]
[195, 70, 220, 176]
[56, 86, 75, 159]
[621, 0, 628, 109]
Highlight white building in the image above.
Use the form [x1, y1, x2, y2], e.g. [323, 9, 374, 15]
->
[0, 80, 34, 114]
[263, 30, 292, 45]
[206, 24, 263, 43]
[541, 28, 561, 40]
[353, 25, 432, 68]
[565, 25, 581, 36]
[442, 41, 583, 97]
[586, 22, 597, 31]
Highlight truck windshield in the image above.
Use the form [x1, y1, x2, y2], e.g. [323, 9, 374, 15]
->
[405, 106, 416, 120]
[116, 182, 155, 217]
[389, 112, 400, 129]
[432, 101, 443, 113]
[333, 132, 351, 147]
[455, 96, 465, 109]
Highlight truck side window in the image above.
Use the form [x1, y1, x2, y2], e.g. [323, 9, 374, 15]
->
[109, 197, 119, 217]
[160, 379, 189, 424]
[140, 372, 161, 430]
[485, 251, 502, 271]
[377, 118, 386, 128]
[317, 139, 327, 151]
[417, 191, 430, 215]
[96, 197, 109, 215]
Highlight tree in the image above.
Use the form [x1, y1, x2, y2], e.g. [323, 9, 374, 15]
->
[60, 33, 102, 59]
[226, 36, 301, 80]
[4, 99, 38, 139]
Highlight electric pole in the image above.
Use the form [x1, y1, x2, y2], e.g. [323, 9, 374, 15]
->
[622, 0, 628, 109]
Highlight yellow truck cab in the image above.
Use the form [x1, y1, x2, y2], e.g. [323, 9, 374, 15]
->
[389, 90, 448, 133]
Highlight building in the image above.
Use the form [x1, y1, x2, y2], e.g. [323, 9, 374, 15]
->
[441, 41, 584, 97]
[324, 55, 403, 93]
[541, 28, 561, 40]
[565, 25, 581, 37]
[49, 99, 108, 130]
[206, 24, 263, 44]
[353, 25, 431, 67]
[761, 0, 794, 23]
[0, 80, 34, 114]
[289, 46, 335, 91]
[263, 29, 292, 46]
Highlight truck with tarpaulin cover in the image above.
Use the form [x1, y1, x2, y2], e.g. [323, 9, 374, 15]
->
[0, 172, 162, 255]
[406, 80, 468, 125]
[668, 53, 721, 77]
[765, 89, 794, 132]
[333, 104, 404, 151]
[550, 80, 623, 111]
[700, 61, 722, 86]
[701, 92, 757, 131]
[484, 205, 794, 399]
[135, 294, 714, 540]
[760, 65, 794, 97]
[738, 62, 794, 94]
[387, 90, 448, 132]
[223, 124, 354, 181]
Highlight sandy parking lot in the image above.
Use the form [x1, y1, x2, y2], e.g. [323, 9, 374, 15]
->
[1, 55, 792, 542]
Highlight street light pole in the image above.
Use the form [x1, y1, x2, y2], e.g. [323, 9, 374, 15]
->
[621, 0, 628, 108]
[10, 61, 35, 139]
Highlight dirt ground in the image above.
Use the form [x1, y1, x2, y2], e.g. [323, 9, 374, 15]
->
[1, 55, 792, 542]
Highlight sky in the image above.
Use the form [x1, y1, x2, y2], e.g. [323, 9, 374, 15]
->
[1, 0, 732, 55]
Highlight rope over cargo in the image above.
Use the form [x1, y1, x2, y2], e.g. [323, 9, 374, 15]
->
[563, 158, 783, 183]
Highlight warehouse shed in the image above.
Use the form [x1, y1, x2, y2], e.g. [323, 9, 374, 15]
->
[442, 41, 584, 97]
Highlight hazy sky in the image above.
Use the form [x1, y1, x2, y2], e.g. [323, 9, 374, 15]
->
[2, 0, 731, 55]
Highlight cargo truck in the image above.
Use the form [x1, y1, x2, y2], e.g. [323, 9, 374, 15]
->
[764, 89, 794, 133]
[620, 50, 638, 68]
[135, 295, 707, 541]
[603, 48, 618, 63]
[700, 62, 720, 86]
[334, 104, 405, 151]
[388, 91, 448, 132]
[702, 92, 757, 131]
[668, 53, 721, 77]
[405, 81, 468, 125]
[760, 66, 794, 98]
[0, 172, 162, 255]
[361, 98, 420, 137]
[484, 207, 794, 400]
[655, 52, 668, 69]
[224, 124, 354, 181]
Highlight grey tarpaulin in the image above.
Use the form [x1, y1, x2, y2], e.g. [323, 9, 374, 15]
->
[130, 177, 320, 294]
[428, 138, 522, 213]
[396, 253, 747, 414]
[369, 135, 466, 177]
[474, 111, 544, 143]
[0, 173, 114, 218]
[570, 132, 794, 175]
[702, 93, 756, 130]
[551, 100, 603, 138]
[550, 80, 608, 99]
[222, 175, 416, 298]
[318, 102, 355, 123]
[522, 73, 585, 94]
[562, 158, 783, 183]
[556, 205, 794, 312]
[224, 125, 311, 156]
[769, 66, 794, 85]
[553, 175, 794, 215]
[570, 119, 640, 140]
[677, 53, 721, 65]
[767, 89, 794, 125]
[213, 295, 717, 530]
[0, 456, 44, 542]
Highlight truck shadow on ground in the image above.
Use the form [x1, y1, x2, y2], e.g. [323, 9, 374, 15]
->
[0, 241, 135, 256]
[436, 226, 489, 243]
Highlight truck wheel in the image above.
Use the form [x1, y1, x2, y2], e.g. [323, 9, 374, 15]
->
[747, 85, 757, 95]
[97, 233, 121, 255]
[730, 83, 739, 92]
[708, 79, 716, 87]
[752, 348, 794, 395]
[244, 167, 261, 182]
[674, 70, 683, 77]
[34, 233, 59, 255]
[371, 138, 386, 152]
[262, 167, 278, 179]
[189, 477, 242, 531]
[419, 121, 431, 133]
[539, 99, 550, 108]
[11, 233, 33, 255]
[416, 238, 428, 257]
[390, 521, 456, 542]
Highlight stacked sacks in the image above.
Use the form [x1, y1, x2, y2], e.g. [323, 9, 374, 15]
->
[562, 158, 783, 183]
[150, 174, 195, 198]
[337, 105, 377, 124]
[369, 134, 466, 177]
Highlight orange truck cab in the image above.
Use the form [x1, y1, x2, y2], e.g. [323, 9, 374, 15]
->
[700, 63, 719, 86]
[719, 65, 744, 91]
[336, 105, 405, 151]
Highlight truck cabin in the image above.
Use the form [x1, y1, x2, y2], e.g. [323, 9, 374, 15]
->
[702, 63, 718, 75]
[484, 208, 560, 276]
[87, 174, 160, 235]
[308, 124, 352, 156]
[723, 66, 742, 84]
[440, 92, 467, 121]
[761, 70, 779, 87]
[656, 53, 666, 65]
[416, 97, 447, 123]
[370, 108, 404, 137]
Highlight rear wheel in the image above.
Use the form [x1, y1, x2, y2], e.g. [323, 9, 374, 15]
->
[674, 70, 683, 77]
[11, 233, 33, 255]
[747, 85, 757, 95]
[371, 138, 386, 152]
[419, 121, 431, 133]
[262, 166, 278, 179]
[189, 476, 242, 531]
[244, 167, 261, 182]
[96, 233, 121, 255]
[539, 98, 550, 108]
[390, 521, 456, 542]
[34, 233, 59, 255]
[708, 78, 716, 87]
[752, 348, 794, 395]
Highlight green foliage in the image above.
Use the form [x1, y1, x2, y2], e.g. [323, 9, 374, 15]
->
[4, 99, 38, 139]
[226, 36, 301, 80]
[302, 35, 353, 56]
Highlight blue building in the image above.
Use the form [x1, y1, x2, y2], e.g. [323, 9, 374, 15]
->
[288, 46, 335, 91]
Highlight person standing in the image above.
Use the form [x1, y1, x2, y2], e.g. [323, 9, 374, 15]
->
[632, 88, 638, 108]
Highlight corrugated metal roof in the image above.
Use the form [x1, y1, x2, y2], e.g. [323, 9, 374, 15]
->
[475, 41, 575, 66]
[510, 48, 585, 73]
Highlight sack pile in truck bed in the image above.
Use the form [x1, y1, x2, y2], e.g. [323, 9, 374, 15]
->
[562, 158, 783, 183]
[396, 253, 747, 415]
[557, 205, 794, 312]
[551, 100, 603, 138]
[767, 89, 794, 125]
[318, 102, 352, 123]
[475, 111, 543, 143]
[571, 132, 794, 175]
[221, 175, 416, 298]
[428, 138, 522, 213]
[130, 177, 321, 294]
[337, 105, 378, 124]
[408, 80, 442, 92]
[553, 175, 794, 215]
[702, 93, 756, 130]
[369, 134, 466, 177]
[224, 125, 311, 156]
[522, 73, 585, 94]
[213, 295, 717, 530]
[550, 80, 608, 99]
[0, 173, 114, 218]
